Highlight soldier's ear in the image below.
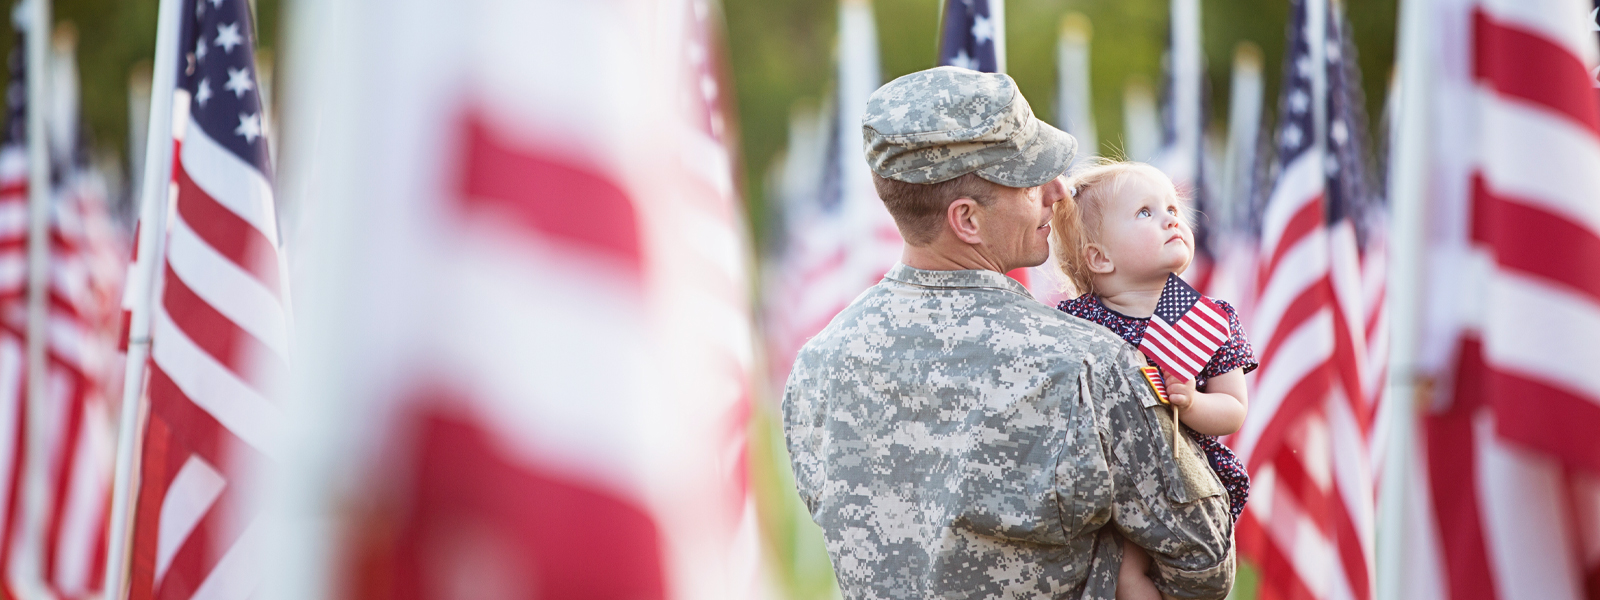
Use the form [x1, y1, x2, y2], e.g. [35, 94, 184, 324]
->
[947, 197, 983, 245]
[1085, 243, 1114, 274]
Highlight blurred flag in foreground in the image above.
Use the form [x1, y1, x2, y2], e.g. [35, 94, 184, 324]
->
[763, 0, 899, 398]
[1384, 0, 1600, 597]
[123, 0, 286, 597]
[277, 0, 759, 598]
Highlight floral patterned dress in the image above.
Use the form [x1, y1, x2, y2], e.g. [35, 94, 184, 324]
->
[1058, 294, 1256, 520]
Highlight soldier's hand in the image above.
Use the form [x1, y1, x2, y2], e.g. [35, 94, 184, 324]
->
[1167, 380, 1195, 410]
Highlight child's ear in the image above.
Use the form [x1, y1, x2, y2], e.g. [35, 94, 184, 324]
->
[1085, 243, 1114, 274]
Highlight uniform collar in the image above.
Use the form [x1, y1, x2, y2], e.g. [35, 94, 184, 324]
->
[882, 263, 1035, 299]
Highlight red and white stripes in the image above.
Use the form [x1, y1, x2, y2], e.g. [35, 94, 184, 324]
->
[1390, 0, 1600, 598]
[126, 108, 286, 600]
[1470, 0, 1600, 471]
[1235, 1, 1378, 596]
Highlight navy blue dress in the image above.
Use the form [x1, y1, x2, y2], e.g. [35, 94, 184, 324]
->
[1058, 295, 1255, 520]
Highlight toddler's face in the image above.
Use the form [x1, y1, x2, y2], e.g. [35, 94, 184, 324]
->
[1095, 172, 1194, 278]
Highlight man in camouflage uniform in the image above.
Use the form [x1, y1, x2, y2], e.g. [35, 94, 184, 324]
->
[782, 67, 1235, 599]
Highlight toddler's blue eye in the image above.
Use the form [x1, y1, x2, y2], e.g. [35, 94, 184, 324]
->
[1137, 208, 1151, 217]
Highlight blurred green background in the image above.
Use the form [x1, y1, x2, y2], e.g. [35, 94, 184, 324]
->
[725, 0, 1396, 249]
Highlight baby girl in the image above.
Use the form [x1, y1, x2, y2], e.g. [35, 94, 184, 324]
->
[1050, 161, 1255, 600]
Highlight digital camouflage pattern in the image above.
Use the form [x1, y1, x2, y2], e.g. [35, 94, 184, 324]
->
[783, 265, 1235, 599]
[861, 66, 1077, 188]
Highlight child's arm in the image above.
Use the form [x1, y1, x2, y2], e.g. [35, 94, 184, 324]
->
[1166, 368, 1248, 436]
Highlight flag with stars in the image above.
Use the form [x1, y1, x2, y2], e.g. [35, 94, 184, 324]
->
[938, 0, 1002, 73]
[0, 19, 37, 600]
[123, 0, 287, 598]
[1233, 1, 1352, 599]
[1138, 274, 1228, 384]
[0, 10, 126, 599]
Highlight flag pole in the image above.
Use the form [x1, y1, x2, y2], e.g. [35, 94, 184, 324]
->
[1220, 41, 1262, 230]
[13, 0, 51, 592]
[1375, 0, 1431, 598]
[1055, 13, 1095, 162]
[104, 0, 184, 595]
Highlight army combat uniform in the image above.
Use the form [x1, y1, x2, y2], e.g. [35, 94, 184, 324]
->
[783, 265, 1235, 599]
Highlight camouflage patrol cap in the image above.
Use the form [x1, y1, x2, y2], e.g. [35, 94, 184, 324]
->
[862, 66, 1077, 187]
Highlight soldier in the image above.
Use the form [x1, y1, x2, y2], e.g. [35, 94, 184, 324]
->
[782, 66, 1235, 599]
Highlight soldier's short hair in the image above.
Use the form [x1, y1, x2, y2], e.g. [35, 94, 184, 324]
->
[873, 172, 999, 246]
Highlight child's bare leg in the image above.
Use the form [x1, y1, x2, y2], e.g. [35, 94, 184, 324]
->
[1117, 539, 1165, 600]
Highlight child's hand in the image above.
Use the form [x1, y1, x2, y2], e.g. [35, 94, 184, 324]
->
[1167, 379, 1196, 410]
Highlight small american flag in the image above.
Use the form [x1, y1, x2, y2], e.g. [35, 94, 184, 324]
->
[1139, 366, 1169, 405]
[1138, 273, 1228, 383]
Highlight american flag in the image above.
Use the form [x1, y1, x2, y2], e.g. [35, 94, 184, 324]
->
[764, 0, 900, 396]
[1139, 274, 1228, 384]
[124, 0, 286, 597]
[1233, 0, 1363, 599]
[1139, 366, 1170, 405]
[1387, 0, 1600, 597]
[938, 0, 1001, 73]
[0, 16, 122, 599]
[0, 25, 34, 600]
[274, 0, 761, 597]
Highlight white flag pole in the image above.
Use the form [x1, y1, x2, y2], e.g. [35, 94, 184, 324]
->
[990, 0, 1005, 73]
[12, 0, 51, 592]
[1375, 0, 1432, 598]
[1123, 77, 1161, 163]
[1220, 42, 1262, 231]
[21, 0, 49, 461]
[1056, 13, 1096, 163]
[104, 0, 184, 595]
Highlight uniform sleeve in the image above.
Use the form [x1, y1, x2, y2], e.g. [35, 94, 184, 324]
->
[780, 357, 823, 516]
[1098, 343, 1236, 599]
[1197, 299, 1257, 387]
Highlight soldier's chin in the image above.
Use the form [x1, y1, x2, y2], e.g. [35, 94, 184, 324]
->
[1022, 248, 1051, 269]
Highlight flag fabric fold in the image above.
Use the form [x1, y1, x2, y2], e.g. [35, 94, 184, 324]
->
[123, 0, 286, 597]
[273, 1, 762, 598]
[1387, 0, 1600, 598]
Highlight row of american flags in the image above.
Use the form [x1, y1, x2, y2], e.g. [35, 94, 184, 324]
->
[0, 0, 1587, 598]
[0, 0, 771, 598]
[763, 1, 1600, 600]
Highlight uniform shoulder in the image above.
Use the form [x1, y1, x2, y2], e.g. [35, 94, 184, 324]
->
[1009, 295, 1136, 358]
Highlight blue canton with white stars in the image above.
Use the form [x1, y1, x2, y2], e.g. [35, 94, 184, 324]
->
[1274, 0, 1315, 173]
[1059, 294, 1257, 520]
[938, 0, 999, 72]
[1154, 274, 1204, 324]
[3, 27, 25, 149]
[1325, 6, 1380, 237]
[179, 0, 271, 176]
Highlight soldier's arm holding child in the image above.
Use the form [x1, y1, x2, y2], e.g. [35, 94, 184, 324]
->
[1165, 369, 1247, 436]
